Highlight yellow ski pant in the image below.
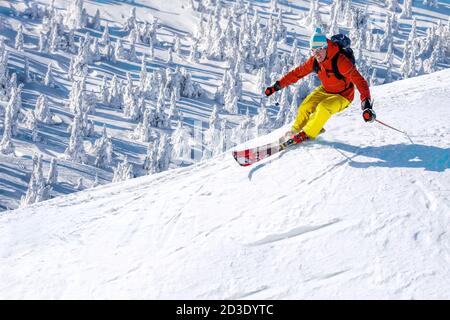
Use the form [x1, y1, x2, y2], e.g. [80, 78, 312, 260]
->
[292, 86, 351, 139]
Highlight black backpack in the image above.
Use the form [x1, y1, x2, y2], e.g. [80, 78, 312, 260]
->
[313, 34, 355, 81]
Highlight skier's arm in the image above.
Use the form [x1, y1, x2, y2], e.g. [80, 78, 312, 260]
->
[338, 56, 371, 102]
[278, 57, 315, 89]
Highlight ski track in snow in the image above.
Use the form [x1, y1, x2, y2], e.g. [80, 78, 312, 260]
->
[246, 219, 341, 247]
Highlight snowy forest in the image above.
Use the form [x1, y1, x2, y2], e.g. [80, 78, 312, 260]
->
[0, 0, 449, 211]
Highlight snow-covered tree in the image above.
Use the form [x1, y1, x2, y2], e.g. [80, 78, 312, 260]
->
[167, 90, 181, 124]
[335, 0, 347, 24]
[91, 38, 101, 62]
[100, 23, 110, 46]
[48, 24, 59, 53]
[63, 29, 77, 54]
[302, 0, 317, 27]
[270, 0, 279, 12]
[392, 12, 399, 35]
[35, 94, 53, 124]
[132, 106, 155, 142]
[255, 99, 270, 136]
[92, 125, 113, 168]
[424, 41, 441, 74]
[380, 14, 394, 51]
[385, 53, 394, 84]
[171, 120, 191, 163]
[139, 55, 148, 91]
[38, 31, 47, 52]
[6, 85, 22, 137]
[103, 41, 115, 62]
[383, 41, 394, 64]
[153, 88, 169, 129]
[92, 173, 100, 188]
[408, 18, 418, 43]
[400, 40, 411, 78]
[328, 2, 340, 36]
[256, 67, 269, 95]
[67, 56, 75, 81]
[202, 105, 221, 159]
[24, 1, 42, 20]
[64, 0, 85, 29]
[370, 68, 379, 86]
[15, 24, 24, 51]
[311, 2, 325, 32]
[9, 73, 18, 96]
[99, 75, 110, 104]
[73, 34, 92, 76]
[274, 88, 290, 128]
[286, 88, 300, 124]
[124, 7, 137, 32]
[24, 110, 40, 142]
[217, 120, 231, 155]
[140, 18, 159, 46]
[174, 36, 182, 56]
[64, 114, 86, 163]
[114, 38, 126, 61]
[91, 9, 101, 30]
[43, 63, 55, 88]
[143, 140, 158, 174]
[401, 0, 413, 19]
[75, 177, 84, 190]
[147, 40, 155, 60]
[127, 26, 138, 43]
[180, 68, 203, 98]
[189, 38, 200, 63]
[67, 80, 83, 113]
[123, 72, 140, 120]
[156, 133, 171, 172]
[20, 154, 47, 207]
[225, 95, 238, 115]
[113, 156, 134, 182]
[209, 33, 227, 60]
[166, 47, 173, 65]
[0, 105, 15, 155]
[108, 75, 122, 109]
[21, 57, 30, 84]
[128, 39, 138, 62]
[408, 42, 418, 77]
[232, 111, 254, 144]
[387, 0, 401, 13]
[46, 157, 58, 186]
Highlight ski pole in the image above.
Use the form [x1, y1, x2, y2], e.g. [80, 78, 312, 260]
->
[374, 119, 414, 144]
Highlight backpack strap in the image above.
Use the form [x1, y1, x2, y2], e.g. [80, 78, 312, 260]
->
[330, 52, 354, 95]
[331, 52, 345, 81]
[313, 59, 319, 73]
[313, 52, 354, 95]
[313, 53, 345, 80]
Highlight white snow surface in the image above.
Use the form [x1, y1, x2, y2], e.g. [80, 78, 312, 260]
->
[1, 69, 450, 299]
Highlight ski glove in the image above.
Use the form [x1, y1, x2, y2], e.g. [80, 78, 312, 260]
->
[265, 81, 282, 96]
[361, 99, 375, 123]
[361, 99, 373, 110]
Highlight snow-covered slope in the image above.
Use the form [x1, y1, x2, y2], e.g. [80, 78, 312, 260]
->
[1, 0, 449, 212]
[1, 69, 450, 299]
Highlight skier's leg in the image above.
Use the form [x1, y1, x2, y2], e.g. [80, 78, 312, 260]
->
[291, 86, 328, 133]
[302, 94, 350, 138]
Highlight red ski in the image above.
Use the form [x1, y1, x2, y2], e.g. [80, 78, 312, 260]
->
[232, 130, 324, 167]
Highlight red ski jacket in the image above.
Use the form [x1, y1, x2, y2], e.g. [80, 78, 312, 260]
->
[279, 40, 371, 102]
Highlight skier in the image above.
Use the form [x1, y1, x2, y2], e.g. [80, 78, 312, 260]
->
[265, 28, 376, 143]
